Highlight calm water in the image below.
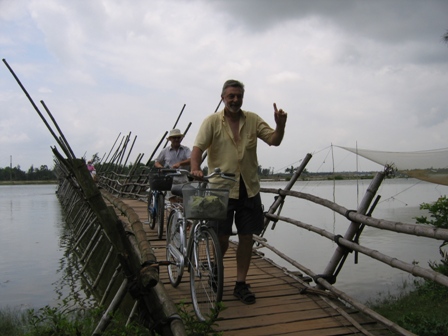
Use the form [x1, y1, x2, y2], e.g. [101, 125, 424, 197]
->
[1, 179, 447, 309]
[0, 184, 65, 310]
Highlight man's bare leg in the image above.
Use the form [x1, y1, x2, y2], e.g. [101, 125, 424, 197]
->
[236, 234, 253, 282]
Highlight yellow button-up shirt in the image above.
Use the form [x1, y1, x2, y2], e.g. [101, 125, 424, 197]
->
[194, 109, 275, 199]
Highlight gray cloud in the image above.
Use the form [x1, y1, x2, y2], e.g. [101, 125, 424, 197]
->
[1, 0, 448, 174]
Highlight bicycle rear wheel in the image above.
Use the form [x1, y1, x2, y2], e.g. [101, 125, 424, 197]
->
[156, 193, 165, 239]
[148, 192, 156, 229]
[190, 226, 223, 321]
[166, 210, 184, 287]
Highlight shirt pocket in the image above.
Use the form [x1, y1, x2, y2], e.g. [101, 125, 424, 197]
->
[246, 133, 257, 149]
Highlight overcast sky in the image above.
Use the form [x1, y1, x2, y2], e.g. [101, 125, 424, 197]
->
[1, 0, 447, 174]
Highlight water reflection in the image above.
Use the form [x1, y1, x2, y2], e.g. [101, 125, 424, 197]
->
[53, 225, 96, 310]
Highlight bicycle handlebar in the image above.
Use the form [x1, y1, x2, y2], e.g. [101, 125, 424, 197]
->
[165, 167, 236, 182]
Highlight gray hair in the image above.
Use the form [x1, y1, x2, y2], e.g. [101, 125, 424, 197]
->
[221, 79, 245, 96]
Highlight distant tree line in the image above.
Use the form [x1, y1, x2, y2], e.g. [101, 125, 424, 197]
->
[0, 165, 55, 181]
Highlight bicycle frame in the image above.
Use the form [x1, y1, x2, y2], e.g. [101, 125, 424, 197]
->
[148, 189, 161, 216]
[165, 168, 234, 320]
[147, 188, 167, 239]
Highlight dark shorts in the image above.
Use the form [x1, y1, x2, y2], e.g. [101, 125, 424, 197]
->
[209, 179, 264, 236]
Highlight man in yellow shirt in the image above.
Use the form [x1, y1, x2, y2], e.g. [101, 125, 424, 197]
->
[191, 79, 287, 304]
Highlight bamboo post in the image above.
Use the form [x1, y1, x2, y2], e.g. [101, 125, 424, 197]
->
[92, 246, 114, 289]
[260, 153, 312, 236]
[100, 266, 121, 306]
[41, 100, 76, 159]
[98, 132, 121, 173]
[320, 170, 387, 284]
[92, 278, 129, 335]
[163, 104, 186, 148]
[146, 131, 168, 166]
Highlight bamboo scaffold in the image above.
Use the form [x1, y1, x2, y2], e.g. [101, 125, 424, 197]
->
[53, 150, 186, 335]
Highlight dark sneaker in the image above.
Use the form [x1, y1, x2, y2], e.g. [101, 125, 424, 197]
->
[233, 283, 256, 305]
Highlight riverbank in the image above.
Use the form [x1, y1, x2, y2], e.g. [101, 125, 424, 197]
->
[368, 277, 448, 335]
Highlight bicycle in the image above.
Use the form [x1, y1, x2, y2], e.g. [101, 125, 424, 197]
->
[147, 169, 174, 239]
[165, 168, 235, 321]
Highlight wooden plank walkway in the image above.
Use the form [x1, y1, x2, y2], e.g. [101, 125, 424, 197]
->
[117, 198, 398, 335]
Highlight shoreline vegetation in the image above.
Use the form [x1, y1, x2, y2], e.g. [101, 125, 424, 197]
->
[0, 180, 58, 185]
[1, 171, 398, 185]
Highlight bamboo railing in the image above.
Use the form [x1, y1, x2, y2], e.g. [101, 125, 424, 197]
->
[53, 150, 186, 336]
[93, 158, 448, 336]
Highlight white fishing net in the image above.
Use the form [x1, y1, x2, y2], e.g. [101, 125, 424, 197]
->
[337, 146, 448, 186]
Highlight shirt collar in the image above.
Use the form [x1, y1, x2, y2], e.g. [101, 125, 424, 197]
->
[219, 109, 246, 120]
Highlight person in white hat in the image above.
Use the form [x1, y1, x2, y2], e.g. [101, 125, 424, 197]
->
[155, 128, 191, 199]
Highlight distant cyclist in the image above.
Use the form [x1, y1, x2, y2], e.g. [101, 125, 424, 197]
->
[154, 129, 191, 201]
[86, 160, 97, 182]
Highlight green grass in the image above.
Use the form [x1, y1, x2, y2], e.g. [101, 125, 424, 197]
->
[369, 279, 448, 336]
[0, 302, 224, 336]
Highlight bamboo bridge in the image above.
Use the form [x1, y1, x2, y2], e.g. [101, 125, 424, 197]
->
[5, 58, 447, 335]
[52, 146, 443, 336]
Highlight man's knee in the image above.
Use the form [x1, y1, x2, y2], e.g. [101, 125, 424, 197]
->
[219, 235, 230, 251]
[238, 234, 253, 245]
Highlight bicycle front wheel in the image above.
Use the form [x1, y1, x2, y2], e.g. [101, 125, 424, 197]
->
[166, 210, 184, 287]
[190, 226, 223, 321]
[156, 193, 165, 239]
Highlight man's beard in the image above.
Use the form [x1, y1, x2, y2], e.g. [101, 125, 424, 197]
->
[226, 104, 241, 113]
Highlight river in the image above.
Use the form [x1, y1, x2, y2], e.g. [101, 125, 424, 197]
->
[1, 178, 447, 309]
[0, 184, 65, 310]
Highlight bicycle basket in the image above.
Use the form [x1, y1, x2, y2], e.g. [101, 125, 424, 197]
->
[149, 172, 173, 191]
[182, 183, 229, 220]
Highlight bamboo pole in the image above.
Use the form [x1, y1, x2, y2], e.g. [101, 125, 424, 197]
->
[260, 188, 448, 241]
[99, 132, 121, 173]
[74, 218, 99, 251]
[41, 100, 76, 159]
[81, 234, 103, 270]
[122, 135, 137, 170]
[261, 153, 312, 235]
[263, 211, 448, 288]
[146, 131, 168, 166]
[100, 266, 121, 306]
[320, 170, 386, 282]
[92, 278, 129, 335]
[92, 246, 114, 289]
[163, 104, 187, 148]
